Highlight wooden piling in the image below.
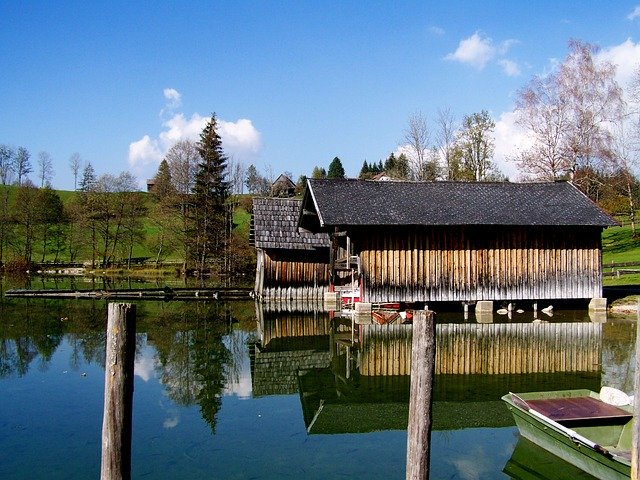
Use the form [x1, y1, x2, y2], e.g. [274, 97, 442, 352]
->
[632, 300, 640, 480]
[406, 310, 436, 480]
[101, 303, 136, 480]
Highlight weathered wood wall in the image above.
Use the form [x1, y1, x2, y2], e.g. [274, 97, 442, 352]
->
[356, 225, 603, 303]
[360, 322, 602, 376]
[256, 248, 330, 301]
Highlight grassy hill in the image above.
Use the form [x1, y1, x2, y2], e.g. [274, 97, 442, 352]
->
[602, 223, 640, 285]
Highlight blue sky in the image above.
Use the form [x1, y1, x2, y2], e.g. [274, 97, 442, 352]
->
[2, 1, 640, 190]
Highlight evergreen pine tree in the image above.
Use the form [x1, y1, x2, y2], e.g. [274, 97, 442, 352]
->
[359, 160, 370, 179]
[384, 153, 397, 172]
[192, 114, 230, 272]
[152, 159, 175, 199]
[79, 162, 97, 192]
[327, 157, 345, 179]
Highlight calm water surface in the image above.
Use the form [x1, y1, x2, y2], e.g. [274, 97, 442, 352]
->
[0, 278, 636, 479]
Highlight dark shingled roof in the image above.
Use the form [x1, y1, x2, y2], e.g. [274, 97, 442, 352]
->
[252, 197, 330, 250]
[299, 179, 617, 229]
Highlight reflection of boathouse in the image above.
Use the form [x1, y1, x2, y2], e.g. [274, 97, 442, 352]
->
[359, 322, 601, 376]
[249, 307, 606, 433]
[250, 307, 332, 396]
[299, 319, 603, 434]
[250, 197, 331, 302]
[298, 179, 617, 304]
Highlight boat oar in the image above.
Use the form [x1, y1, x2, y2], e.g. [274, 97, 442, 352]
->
[509, 392, 613, 459]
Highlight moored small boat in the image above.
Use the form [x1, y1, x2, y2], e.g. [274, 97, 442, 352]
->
[502, 389, 633, 479]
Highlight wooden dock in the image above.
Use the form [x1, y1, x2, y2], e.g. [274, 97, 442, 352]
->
[4, 286, 252, 301]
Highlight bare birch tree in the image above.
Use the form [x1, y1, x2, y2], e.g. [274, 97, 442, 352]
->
[513, 40, 624, 183]
[434, 107, 458, 180]
[14, 146, 31, 185]
[165, 140, 199, 195]
[69, 152, 82, 190]
[403, 112, 434, 180]
[37, 151, 54, 188]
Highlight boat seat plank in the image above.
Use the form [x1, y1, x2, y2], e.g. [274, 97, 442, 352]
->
[526, 396, 633, 424]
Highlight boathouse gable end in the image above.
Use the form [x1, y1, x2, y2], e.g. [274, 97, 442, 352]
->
[251, 197, 330, 301]
[297, 179, 616, 303]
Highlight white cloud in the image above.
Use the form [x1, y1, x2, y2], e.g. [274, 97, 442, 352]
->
[163, 88, 182, 108]
[449, 445, 492, 480]
[628, 6, 640, 20]
[493, 110, 529, 180]
[159, 112, 210, 146]
[498, 39, 519, 55]
[445, 33, 519, 76]
[219, 118, 263, 157]
[498, 59, 521, 77]
[163, 415, 179, 429]
[428, 26, 445, 36]
[128, 135, 164, 170]
[596, 38, 640, 93]
[128, 95, 263, 186]
[223, 370, 253, 399]
[134, 352, 156, 382]
[445, 32, 495, 69]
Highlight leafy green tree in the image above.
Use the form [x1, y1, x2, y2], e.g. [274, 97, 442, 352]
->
[148, 160, 180, 266]
[12, 181, 38, 263]
[295, 175, 308, 195]
[192, 114, 230, 273]
[245, 164, 269, 195]
[327, 157, 345, 179]
[311, 166, 326, 179]
[35, 187, 65, 262]
[457, 110, 497, 181]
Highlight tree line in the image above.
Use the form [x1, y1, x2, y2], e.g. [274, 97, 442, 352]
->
[3, 38, 640, 271]
[0, 115, 255, 275]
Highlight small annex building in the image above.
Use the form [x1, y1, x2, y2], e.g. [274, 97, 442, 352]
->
[251, 196, 331, 302]
[297, 179, 617, 305]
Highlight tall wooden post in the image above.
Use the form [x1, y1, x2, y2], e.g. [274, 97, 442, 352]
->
[101, 303, 136, 480]
[406, 310, 436, 480]
[632, 301, 640, 480]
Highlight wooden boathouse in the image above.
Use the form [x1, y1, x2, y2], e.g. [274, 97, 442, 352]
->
[250, 197, 331, 301]
[298, 179, 617, 304]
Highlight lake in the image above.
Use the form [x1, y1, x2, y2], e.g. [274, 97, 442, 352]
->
[0, 277, 636, 479]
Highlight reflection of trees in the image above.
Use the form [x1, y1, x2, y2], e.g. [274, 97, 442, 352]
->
[0, 289, 257, 433]
[0, 337, 39, 377]
[149, 302, 234, 433]
[0, 290, 108, 376]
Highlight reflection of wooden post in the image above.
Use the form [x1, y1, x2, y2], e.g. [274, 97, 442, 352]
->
[406, 310, 436, 480]
[632, 301, 640, 480]
[101, 303, 136, 480]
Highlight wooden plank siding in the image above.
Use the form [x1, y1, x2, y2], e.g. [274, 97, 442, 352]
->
[355, 225, 602, 303]
[260, 311, 332, 348]
[359, 322, 601, 376]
